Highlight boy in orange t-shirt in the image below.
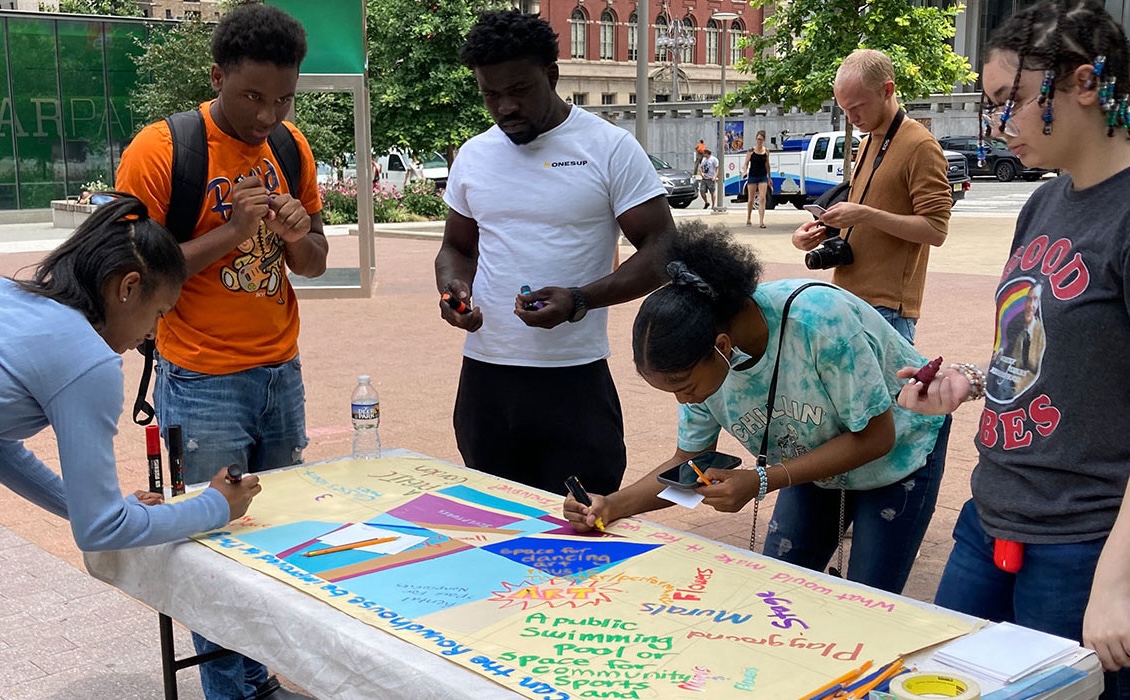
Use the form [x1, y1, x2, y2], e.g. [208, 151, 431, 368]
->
[115, 5, 324, 700]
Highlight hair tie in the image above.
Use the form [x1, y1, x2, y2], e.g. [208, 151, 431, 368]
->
[666, 260, 717, 299]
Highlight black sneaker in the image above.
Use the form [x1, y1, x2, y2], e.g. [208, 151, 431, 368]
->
[252, 676, 316, 700]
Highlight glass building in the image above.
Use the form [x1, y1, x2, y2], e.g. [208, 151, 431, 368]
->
[0, 12, 151, 210]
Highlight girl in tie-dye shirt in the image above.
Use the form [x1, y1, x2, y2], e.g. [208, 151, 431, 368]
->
[564, 220, 949, 595]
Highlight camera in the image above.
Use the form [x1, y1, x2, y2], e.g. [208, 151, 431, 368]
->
[804, 228, 853, 270]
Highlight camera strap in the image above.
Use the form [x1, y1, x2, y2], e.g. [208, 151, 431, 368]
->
[748, 282, 836, 553]
[843, 110, 905, 242]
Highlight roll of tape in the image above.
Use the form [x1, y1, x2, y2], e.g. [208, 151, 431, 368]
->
[888, 672, 981, 700]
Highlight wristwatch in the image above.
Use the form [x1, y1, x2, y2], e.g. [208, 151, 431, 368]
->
[568, 287, 588, 322]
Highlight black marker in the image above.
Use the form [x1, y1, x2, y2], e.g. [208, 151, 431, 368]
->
[167, 425, 185, 496]
[442, 292, 470, 314]
[564, 476, 605, 531]
[225, 464, 244, 484]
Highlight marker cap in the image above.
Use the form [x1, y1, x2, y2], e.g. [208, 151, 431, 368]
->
[145, 424, 161, 456]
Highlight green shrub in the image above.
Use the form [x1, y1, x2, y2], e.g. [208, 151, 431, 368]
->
[401, 179, 447, 219]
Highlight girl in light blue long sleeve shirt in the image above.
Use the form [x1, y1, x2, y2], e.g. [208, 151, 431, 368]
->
[0, 195, 261, 551]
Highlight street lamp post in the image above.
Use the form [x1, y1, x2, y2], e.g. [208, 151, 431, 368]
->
[654, 15, 694, 101]
[712, 11, 739, 213]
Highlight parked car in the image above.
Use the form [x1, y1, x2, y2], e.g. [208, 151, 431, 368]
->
[937, 135, 1052, 182]
[764, 131, 969, 208]
[649, 154, 697, 208]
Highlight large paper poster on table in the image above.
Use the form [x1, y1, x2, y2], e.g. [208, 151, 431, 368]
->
[194, 457, 976, 698]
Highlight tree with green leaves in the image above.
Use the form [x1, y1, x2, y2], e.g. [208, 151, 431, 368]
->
[295, 93, 355, 177]
[724, 0, 977, 175]
[129, 16, 214, 127]
[55, 0, 141, 16]
[367, 0, 505, 162]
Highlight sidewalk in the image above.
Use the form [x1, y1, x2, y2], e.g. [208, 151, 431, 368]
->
[0, 207, 1015, 699]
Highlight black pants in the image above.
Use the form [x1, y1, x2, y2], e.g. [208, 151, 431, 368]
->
[453, 357, 626, 497]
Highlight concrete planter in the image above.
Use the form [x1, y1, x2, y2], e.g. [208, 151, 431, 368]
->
[50, 199, 96, 229]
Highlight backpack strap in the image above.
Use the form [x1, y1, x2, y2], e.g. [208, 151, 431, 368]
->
[164, 109, 208, 243]
[267, 122, 301, 197]
[132, 109, 207, 425]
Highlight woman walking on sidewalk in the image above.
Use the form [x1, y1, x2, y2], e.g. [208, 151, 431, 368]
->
[744, 130, 772, 227]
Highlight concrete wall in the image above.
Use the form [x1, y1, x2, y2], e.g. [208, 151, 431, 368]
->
[588, 95, 983, 172]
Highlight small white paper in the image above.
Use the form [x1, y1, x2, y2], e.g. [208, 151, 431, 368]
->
[317, 523, 426, 555]
[658, 485, 705, 509]
[933, 621, 1079, 683]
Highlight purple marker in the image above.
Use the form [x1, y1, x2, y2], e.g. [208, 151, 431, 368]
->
[520, 284, 545, 311]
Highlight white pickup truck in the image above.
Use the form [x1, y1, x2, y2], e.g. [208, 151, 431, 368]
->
[725, 130, 970, 209]
[375, 148, 449, 191]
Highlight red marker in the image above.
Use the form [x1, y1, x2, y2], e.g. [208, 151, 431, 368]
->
[442, 292, 469, 314]
[145, 424, 164, 494]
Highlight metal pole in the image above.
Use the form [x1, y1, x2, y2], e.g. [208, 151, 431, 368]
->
[715, 22, 728, 212]
[635, 0, 649, 151]
[671, 16, 679, 102]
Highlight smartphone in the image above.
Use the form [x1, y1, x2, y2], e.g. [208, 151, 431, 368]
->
[656, 451, 742, 488]
[802, 204, 826, 218]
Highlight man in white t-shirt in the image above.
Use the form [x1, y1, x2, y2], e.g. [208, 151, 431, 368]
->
[435, 10, 675, 496]
[699, 149, 719, 209]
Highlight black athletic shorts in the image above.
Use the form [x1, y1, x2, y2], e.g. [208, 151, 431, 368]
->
[453, 357, 626, 497]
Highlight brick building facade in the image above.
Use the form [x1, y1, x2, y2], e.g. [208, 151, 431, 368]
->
[536, 1, 759, 105]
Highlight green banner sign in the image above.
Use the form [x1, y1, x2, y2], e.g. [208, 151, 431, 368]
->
[266, 0, 365, 75]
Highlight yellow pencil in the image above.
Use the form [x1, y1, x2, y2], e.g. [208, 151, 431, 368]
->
[796, 659, 872, 700]
[302, 535, 398, 557]
[688, 459, 711, 486]
[843, 658, 905, 700]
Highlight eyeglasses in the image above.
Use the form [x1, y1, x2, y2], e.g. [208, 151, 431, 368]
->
[982, 95, 1041, 137]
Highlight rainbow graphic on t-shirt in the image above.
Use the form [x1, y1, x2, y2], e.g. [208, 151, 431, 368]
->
[993, 278, 1034, 352]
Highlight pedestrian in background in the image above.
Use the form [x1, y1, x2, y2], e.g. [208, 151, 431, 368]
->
[743, 129, 772, 228]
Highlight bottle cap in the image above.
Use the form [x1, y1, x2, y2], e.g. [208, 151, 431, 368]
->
[358, 374, 370, 382]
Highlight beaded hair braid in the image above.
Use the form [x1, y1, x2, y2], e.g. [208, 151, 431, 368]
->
[980, 0, 1130, 165]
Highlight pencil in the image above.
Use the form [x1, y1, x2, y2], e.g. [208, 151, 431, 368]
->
[302, 536, 398, 557]
[796, 659, 873, 700]
[842, 658, 905, 699]
[687, 459, 711, 486]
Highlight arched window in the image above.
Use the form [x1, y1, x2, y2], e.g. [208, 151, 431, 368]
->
[679, 17, 695, 64]
[599, 10, 615, 60]
[705, 19, 719, 64]
[729, 19, 744, 66]
[570, 8, 588, 59]
[654, 14, 667, 62]
[627, 12, 638, 61]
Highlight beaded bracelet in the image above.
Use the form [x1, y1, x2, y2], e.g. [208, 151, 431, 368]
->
[754, 463, 769, 501]
[950, 362, 986, 402]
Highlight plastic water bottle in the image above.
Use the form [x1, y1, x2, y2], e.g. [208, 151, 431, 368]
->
[351, 375, 381, 459]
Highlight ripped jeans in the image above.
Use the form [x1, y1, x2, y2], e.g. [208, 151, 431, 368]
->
[154, 355, 308, 486]
[154, 354, 308, 700]
[762, 415, 950, 595]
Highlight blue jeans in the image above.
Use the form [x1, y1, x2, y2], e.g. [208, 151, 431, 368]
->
[154, 355, 308, 700]
[874, 305, 917, 345]
[936, 500, 1130, 699]
[763, 416, 950, 595]
[155, 356, 308, 485]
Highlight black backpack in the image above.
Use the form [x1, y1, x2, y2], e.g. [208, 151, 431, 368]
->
[131, 109, 303, 425]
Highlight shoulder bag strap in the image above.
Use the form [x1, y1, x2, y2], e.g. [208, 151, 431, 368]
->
[749, 281, 837, 550]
